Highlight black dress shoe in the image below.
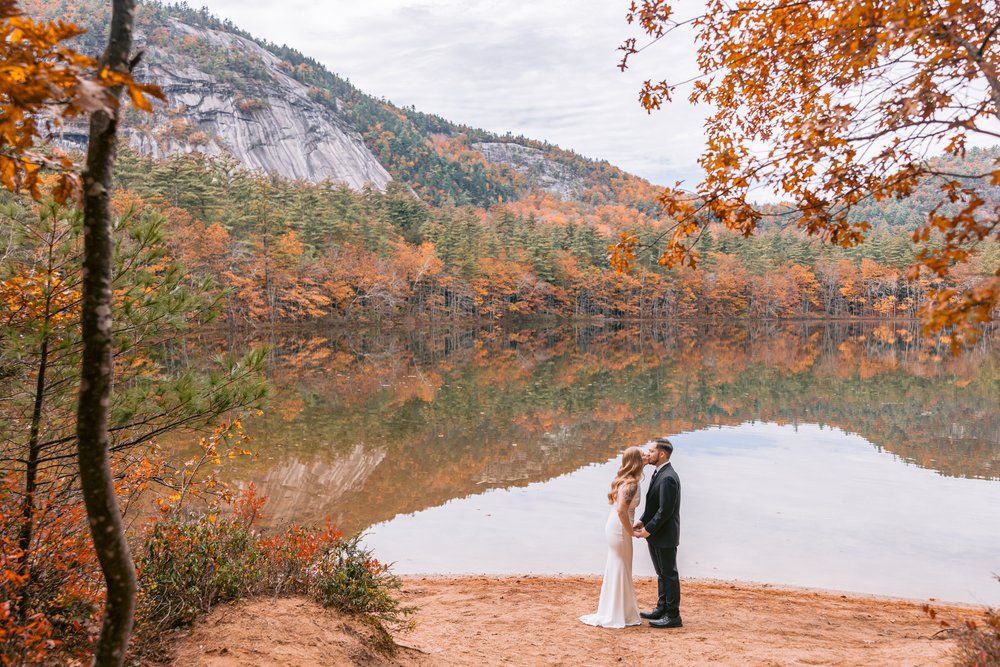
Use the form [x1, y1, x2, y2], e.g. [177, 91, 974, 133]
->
[648, 616, 683, 628]
[639, 610, 665, 620]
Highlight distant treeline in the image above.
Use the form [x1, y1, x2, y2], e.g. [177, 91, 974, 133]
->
[90, 150, 997, 325]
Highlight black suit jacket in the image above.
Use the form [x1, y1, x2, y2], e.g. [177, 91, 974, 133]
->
[639, 462, 680, 548]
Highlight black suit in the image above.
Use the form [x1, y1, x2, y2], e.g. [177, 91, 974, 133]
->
[639, 461, 681, 619]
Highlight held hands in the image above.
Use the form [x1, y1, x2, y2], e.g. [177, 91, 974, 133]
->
[632, 521, 649, 539]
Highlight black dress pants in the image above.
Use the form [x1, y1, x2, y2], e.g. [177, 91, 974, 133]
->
[647, 543, 681, 618]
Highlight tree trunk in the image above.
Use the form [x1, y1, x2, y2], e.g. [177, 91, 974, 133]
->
[16, 326, 48, 623]
[17, 230, 59, 622]
[78, 1, 138, 664]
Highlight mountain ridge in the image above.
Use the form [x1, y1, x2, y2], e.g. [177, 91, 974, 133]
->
[34, 0, 660, 210]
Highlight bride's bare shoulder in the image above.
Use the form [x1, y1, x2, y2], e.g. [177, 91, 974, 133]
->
[621, 481, 639, 503]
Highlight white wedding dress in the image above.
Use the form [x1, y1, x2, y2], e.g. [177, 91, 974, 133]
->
[579, 485, 641, 628]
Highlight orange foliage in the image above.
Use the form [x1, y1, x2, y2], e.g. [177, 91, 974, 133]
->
[704, 253, 749, 318]
[619, 0, 1000, 338]
[0, 2, 163, 203]
[0, 475, 100, 664]
[391, 240, 444, 287]
[167, 208, 232, 276]
[0, 267, 79, 329]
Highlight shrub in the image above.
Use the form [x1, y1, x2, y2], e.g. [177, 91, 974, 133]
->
[136, 514, 267, 630]
[309, 533, 415, 632]
[236, 97, 267, 112]
[0, 477, 101, 665]
[3, 468, 412, 664]
[136, 488, 414, 641]
[259, 523, 343, 596]
[952, 608, 1000, 667]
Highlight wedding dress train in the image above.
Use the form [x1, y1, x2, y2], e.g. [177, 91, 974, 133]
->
[579, 489, 641, 628]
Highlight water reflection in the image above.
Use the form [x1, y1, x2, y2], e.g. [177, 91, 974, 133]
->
[363, 422, 1000, 605]
[170, 321, 1000, 543]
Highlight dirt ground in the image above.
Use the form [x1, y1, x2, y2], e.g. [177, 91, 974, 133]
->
[169, 576, 978, 666]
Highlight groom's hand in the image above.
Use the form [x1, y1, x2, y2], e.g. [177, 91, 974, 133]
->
[633, 528, 650, 538]
[632, 520, 643, 530]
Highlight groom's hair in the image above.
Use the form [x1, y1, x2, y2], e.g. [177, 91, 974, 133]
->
[654, 437, 673, 456]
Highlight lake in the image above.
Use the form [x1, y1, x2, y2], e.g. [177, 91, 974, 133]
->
[184, 321, 1000, 605]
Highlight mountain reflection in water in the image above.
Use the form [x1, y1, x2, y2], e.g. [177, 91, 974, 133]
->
[167, 321, 999, 543]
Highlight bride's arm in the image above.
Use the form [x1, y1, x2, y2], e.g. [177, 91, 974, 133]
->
[616, 483, 637, 532]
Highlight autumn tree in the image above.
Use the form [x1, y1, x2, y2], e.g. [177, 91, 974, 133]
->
[0, 196, 266, 663]
[0, 0, 92, 202]
[618, 0, 1000, 340]
[0, 201, 79, 629]
[0, 1, 166, 663]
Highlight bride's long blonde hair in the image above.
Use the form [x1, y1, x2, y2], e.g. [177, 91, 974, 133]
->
[608, 446, 644, 504]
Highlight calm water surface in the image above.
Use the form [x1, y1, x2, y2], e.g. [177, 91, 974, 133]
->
[364, 421, 1000, 605]
[185, 322, 1000, 604]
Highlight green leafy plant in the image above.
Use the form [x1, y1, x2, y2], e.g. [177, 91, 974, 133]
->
[135, 514, 267, 630]
[308, 533, 415, 632]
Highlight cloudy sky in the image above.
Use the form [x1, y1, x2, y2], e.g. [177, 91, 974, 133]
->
[194, 0, 708, 188]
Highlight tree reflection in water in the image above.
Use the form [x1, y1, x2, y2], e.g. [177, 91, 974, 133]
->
[165, 321, 999, 533]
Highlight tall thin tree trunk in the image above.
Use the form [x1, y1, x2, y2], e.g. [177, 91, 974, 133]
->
[16, 324, 49, 623]
[78, 1, 138, 664]
[17, 232, 59, 622]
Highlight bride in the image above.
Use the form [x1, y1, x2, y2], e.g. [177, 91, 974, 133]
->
[580, 446, 646, 628]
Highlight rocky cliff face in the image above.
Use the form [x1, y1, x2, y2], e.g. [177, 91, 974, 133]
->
[473, 142, 588, 199]
[60, 18, 391, 190]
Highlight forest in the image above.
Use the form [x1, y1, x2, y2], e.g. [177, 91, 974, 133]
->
[8, 0, 996, 334]
[5, 147, 994, 331]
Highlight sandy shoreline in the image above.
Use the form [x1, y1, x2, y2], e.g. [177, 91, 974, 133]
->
[396, 576, 974, 666]
[400, 572, 983, 607]
[170, 575, 982, 666]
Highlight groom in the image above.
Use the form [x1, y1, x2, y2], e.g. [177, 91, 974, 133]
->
[633, 437, 682, 628]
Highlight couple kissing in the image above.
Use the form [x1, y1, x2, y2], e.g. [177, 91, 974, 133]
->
[579, 437, 682, 629]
